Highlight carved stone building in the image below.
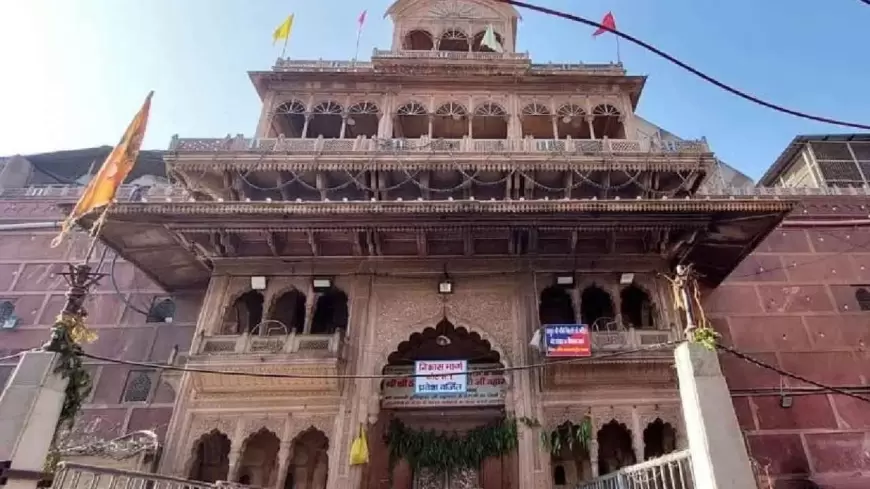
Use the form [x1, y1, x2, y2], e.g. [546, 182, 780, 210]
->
[4, 1, 869, 489]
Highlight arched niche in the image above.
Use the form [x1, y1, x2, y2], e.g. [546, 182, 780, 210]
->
[597, 420, 635, 476]
[223, 290, 265, 334]
[188, 430, 231, 483]
[284, 428, 330, 489]
[310, 287, 349, 335]
[580, 285, 615, 329]
[269, 288, 307, 334]
[236, 428, 280, 487]
[539, 286, 576, 325]
[620, 284, 656, 329]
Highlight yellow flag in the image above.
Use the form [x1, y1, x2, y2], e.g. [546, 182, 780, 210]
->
[273, 14, 294, 45]
[51, 91, 153, 248]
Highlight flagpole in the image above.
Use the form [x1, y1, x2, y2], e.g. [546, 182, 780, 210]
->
[353, 27, 362, 65]
[281, 34, 289, 59]
[615, 36, 621, 64]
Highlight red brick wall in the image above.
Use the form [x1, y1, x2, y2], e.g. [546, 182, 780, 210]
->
[710, 198, 870, 488]
[0, 201, 202, 445]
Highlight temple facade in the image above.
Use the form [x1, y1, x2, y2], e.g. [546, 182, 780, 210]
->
[5, 1, 870, 488]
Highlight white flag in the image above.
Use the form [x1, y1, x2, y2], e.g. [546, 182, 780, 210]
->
[480, 24, 504, 53]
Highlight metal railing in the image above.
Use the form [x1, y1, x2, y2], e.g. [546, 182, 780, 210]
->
[52, 462, 213, 489]
[168, 135, 710, 155]
[577, 450, 694, 489]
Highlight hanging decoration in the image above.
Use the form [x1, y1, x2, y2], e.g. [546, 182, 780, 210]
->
[386, 417, 519, 474]
[665, 264, 719, 350]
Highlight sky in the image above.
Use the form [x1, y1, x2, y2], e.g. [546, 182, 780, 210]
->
[0, 0, 867, 180]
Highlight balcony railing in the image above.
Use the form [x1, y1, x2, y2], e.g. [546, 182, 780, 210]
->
[52, 462, 214, 489]
[372, 49, 530, 62]
[577, 449, 694, 489]
[591, 328, 676, 351]
[169, 135, 711, 155]
[195, 331, 343, 356]
[273, 58, 373, 72]
[0, 183, 189, 202]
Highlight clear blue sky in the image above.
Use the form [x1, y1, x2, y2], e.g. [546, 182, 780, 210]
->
[1, 0, 867, 180]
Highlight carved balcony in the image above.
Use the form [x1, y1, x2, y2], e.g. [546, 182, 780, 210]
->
[186, 331, 345, 396]
[168, 135, 710, 156]
[542, 323, 679, 392]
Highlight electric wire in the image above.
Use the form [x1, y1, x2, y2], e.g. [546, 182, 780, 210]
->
[716, 343, 870, 404]
[496, 0, 870, 131]
[77, 340, 682, 380]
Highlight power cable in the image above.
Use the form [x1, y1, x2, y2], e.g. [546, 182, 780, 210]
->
[716, 343, 870, 405]
[77, 339, 682, 380]
[496, 0, 870, 131]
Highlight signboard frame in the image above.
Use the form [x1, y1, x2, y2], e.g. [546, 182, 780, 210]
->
[543, 324, 592, 357]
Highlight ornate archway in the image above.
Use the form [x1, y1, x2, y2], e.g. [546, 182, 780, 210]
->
[365, 318, 515, 489]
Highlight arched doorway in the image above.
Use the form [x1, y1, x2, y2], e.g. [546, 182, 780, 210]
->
[597, 420, 635, 476]
[188, 430, 231, 483]
[236, 428, 280, 487]
[367, 319, 515, 489]
[283, 428, 329, 489]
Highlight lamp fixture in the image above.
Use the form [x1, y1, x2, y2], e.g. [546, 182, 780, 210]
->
[620, 273, 635, 285]
[312, 277, 333, 293]
[438, 268, 454, 295]
[555, 274, 575, 288]
[251, 276, 267, 290]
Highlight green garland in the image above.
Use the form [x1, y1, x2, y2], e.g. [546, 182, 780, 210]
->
[43, 313, 95, 473]
[386, 417, 519, 474]
[541, 417, 592, 455]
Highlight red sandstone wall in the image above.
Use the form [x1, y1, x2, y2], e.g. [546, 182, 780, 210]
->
[0, 201, 203, 446]
[710, 200, 870, 488]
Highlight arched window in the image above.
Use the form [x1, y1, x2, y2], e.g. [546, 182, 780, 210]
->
[403, 30, 434, 50]
[643, 419, 677, 460]
[521, 103, 553, 139]
[620, 285, 655, 329]
[472, 102, 508, 139]
[856, 287, 870, 311]
[223, 290, 265, 334]
[346, 102, 380, 138]
[557, 103, 590, 139]
[539, 286, 576, 325]
[438, 29, 470, 52]
[433, 102, 469, 139]
[597, 420, 635, 475]
[592, 104, 624, 139]
[270, 289, 306, 333]
[272, 100, 306, 138]
[581, 285, 615, 328]
[310, 288, 349, 334]
[393, 101, 428, 138]
[308, 101, 344, 139]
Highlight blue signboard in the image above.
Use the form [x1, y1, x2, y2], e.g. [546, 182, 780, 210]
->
[544, 324, 591, 357]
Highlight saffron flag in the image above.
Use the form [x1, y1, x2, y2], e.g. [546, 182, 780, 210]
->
[593, 12, 616, 37]
[51, 91, 153, 248]
[358, 10, 367, 27]
[273, 14, 294, 45]
[480, 24, 504, 53]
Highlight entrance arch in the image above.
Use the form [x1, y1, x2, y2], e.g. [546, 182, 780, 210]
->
[365, 318, 516, 489]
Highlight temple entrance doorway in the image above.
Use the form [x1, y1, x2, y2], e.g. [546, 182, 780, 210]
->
[366, 319, 516, 489]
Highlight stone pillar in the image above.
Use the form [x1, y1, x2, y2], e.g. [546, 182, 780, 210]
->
[675, 343, 755, 488]
[0, 351, 69, 489]
[630, 409, 644, 463]
[274, 441, 293, 489]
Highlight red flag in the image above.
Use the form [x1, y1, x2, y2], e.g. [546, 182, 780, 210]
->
[358, 10, 367, 26]
[593, 12, 616, 37]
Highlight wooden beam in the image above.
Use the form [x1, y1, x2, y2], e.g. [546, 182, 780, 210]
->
[463, 228, 474, 256]
[306, 229, 319, 256]
[277, 173, 292, 201]
[421, 171, 431, 200]
[350, 230, 363, 256]
[416, 228, 428, 256]
[265, 232, 279, 257]
[315, 172, 328, 201]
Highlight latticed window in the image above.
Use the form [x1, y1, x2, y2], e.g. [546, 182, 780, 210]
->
[396, 102, 427, 116]
[0, 301, 14, 323]
[435, 102, 468, 117]
[856, 287, 870, 311]
[122, 370, 154, 403]
[521, 103, 551, 116]
[274, 100, 306, 115]
[146, 297, 176, 323]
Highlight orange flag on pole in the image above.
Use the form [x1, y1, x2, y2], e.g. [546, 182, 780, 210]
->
[51, 91, 154, 248]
